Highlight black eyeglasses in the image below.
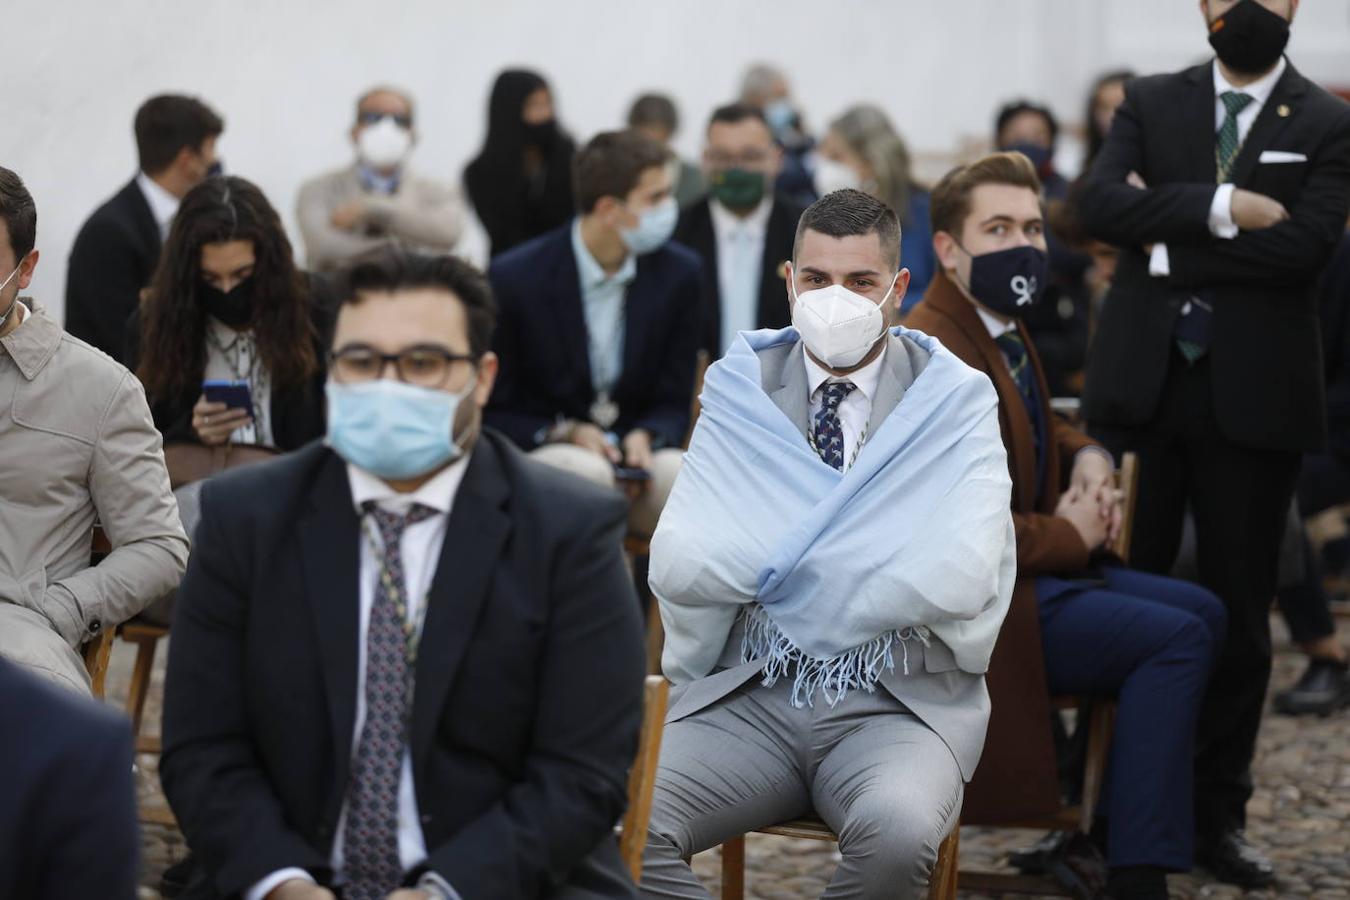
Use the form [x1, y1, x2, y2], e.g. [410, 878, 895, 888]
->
[330, 345, 477, 389]
[357, 111, 413, 129]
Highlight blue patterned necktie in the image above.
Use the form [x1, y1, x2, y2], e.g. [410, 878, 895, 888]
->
[342, 502, 438, 900]
[1176, 90, 1254, 363]
[811, 381, 857, 471]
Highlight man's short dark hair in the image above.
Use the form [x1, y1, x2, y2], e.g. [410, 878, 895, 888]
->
[707, 102, 769, 133]
[573, 130, 671, 214]
[930, 152, 1042, 238]
[994, 100, 1059, 145]
[338, 251, 497, 357]
[628, 93, 679, 134]
[0, 167, 37, 262]
[793, 188, 902, 270]
[135, 95, 225, 175]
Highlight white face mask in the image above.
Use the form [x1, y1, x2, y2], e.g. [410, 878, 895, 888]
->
[357, 116, 413, 170]
[790, 270, 897, 369]
[812, 157, 863, 199]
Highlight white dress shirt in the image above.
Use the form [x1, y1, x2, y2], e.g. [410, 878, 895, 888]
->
[246, 457, 469, 900]
[203, 318, 274, 447]
[710, 197, 773, 355]
[571, 218, 636, 398]
[1150, 56, 1288, 276]
[803, 341, 887, 470]
[135, 171, 181, 240]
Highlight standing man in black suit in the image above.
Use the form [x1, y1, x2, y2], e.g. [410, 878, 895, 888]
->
[66, 94, 224, 359]
[486, 130, 701, 537]
[1078, 0, 1350, 886]
[0, 657, 139, 900]
[674, 103, 804, 358]
[160, 251, 647, 900]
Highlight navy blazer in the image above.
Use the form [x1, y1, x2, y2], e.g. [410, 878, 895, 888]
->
[160, 434, 645, 900]
[0, 658, 139, 900]
[485, 224, 702, 450]
[66, 178, 162, 362]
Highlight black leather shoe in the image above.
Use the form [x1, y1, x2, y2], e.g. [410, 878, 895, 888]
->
[1274, 657, 1350, 716]
[1196, 829, 1275, 888]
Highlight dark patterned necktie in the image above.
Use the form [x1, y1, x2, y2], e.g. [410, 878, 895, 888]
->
[342, 502, 438, 900]
[994, 332, 1034, 402]
[811, 381, 856, 471]
[1175, 90, 1254, 363]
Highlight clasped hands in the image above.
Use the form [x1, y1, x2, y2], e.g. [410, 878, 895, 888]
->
[1056, 450, 1124, 553]
[267, 879, 433, 899]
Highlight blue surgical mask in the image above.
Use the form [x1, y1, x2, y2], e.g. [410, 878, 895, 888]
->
[1000, 142, 1054, 175]
[619, 196, 678, 255]
[764, 98, 796, 136]
[325, 378, 474, 480]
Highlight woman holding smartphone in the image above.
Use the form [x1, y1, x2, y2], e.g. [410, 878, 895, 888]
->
[129, 175, 330, 449]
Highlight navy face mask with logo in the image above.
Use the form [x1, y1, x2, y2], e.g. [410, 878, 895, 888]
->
[962, 244, 1050, 319]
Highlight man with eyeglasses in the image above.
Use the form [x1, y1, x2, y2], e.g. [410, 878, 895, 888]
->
[297, 87, 465, 273]
[675, 103, 805, 358]
[160, 250, 646, 900]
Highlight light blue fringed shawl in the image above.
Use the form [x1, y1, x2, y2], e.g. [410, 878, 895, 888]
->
[650, 326, 1016, 707]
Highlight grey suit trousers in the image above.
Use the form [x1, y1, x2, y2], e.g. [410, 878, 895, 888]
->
[640, 677, 962, 900]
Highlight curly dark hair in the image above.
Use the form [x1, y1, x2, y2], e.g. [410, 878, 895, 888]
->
[137, 175, 317, 403]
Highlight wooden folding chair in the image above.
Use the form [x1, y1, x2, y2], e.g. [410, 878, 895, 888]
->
[620, 676, 670, 881]
[81, 525, 117, 698]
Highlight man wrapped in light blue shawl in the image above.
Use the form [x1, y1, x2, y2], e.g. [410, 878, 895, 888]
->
[650, 325, 1016, 708]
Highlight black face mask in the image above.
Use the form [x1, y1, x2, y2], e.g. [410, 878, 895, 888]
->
[200, 279, 255, 329]
[1208, 0, 1290, 75]
[961, 245, 1049, 319]
[521, 119, 558, 148]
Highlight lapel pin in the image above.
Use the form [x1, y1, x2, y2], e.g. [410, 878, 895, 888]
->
[1277, 104, 1291, 118]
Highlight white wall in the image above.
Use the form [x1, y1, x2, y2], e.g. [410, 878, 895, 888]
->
[9, 0, 1350, 322]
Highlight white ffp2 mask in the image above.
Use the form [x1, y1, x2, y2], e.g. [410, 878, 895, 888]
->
[790, 272, 896, 369]
[357, 117, 413, 170]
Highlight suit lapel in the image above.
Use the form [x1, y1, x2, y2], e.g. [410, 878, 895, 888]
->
[757, 200, 793, 330]
[1184, 64, 1219, 185]
[122, 178, 162, 258]
[863, 335, 914, 439]
[1231, 66, 1307, 188]
[552, 232, 594, 398]
[616, 261, 654, 399]
[770, 342, 812, 439]
[298, 452, 363, 796]
[410, 441, 512, 766]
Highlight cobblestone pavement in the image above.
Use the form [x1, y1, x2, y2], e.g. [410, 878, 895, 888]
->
[118, 616, 1349, 899]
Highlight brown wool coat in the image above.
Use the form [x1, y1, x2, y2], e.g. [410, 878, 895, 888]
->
[905, 271, 1101, 823]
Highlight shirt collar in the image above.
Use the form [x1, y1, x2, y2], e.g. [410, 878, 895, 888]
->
[357, 163, 402, 195]
[975, 305, 1018, 339]
[571, 218, 636, 290]
[346, 451, 471, 517]
[136, 171, 181, 234]
[710, 195, 773, 239]
[0, 301, 61, 381]
[803, 339, 887, 402]
[1212, 56, 1287, 108]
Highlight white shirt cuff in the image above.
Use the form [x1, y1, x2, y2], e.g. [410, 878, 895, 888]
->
[419, 871, 462, 900]
[1149, 243, 1171, 277]
[1208, 184, 1238, 238]
[244, 868, 315, 900]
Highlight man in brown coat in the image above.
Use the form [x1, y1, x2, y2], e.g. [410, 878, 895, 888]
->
[906, 152, 1227, 900]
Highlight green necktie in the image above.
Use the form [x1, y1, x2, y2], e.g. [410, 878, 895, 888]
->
[1215, 90, 1255, 184]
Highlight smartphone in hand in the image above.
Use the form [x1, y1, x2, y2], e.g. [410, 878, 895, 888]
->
[202, 379, 255, 421]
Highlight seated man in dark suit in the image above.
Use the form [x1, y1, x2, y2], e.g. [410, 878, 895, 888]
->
[66, 94, 223, 360]
[487, 130, 701, 537]
[161, 251, 647, 900]
[0, 657, 139, 900]
[906, 152, 1227, 900]
[674, 103, 803, 358]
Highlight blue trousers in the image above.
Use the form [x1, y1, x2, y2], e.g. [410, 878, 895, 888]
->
[1036, 567, 1226, 870]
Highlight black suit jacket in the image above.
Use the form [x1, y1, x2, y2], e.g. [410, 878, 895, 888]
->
[485, 224, 702, 450]
[160, 434, 646, 899]
[66, 178, 162, 361]
[673, 194, 803, 355]
[0, 659, 138, 900]
[1079, 60, 1350, 452]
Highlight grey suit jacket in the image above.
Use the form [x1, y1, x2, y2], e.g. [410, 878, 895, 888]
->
[665, 332, 992, 780]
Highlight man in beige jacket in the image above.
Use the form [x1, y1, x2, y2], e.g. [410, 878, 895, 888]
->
[297, 86, 464, 272]
[0, 166, 188, 694]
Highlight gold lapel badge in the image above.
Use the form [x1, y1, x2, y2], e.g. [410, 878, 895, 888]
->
[1277, 104, 1292, 118]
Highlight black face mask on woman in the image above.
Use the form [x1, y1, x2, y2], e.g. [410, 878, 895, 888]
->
[200, 279, 255, 329]
[1208, 0, 1291, 75]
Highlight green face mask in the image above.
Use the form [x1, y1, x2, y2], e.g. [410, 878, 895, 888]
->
[709, 167, 766, 211]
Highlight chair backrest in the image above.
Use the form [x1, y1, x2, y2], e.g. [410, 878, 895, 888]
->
[619, 676, 670, 881]
[163, 441, 281, 489]
[1110, 452, 1140, 565]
